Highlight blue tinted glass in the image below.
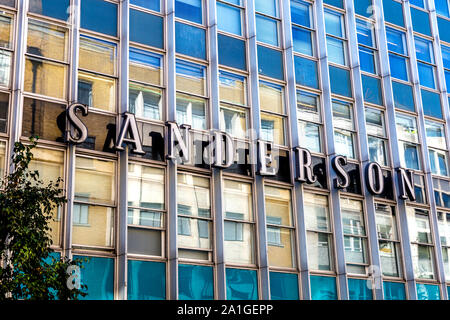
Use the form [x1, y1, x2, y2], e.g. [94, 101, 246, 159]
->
[218, 34, 246, 70]
[383, 0, 404, 27]
[411, 8, 431, 36]
[415, 37, 433, 63]
[130, 48, 162, 68]
[256, 15, 278, 46]
[290, 0, 311, 27]
[324, 0, 343, 8]
[348, 278, 373, 300]
[217, 3, 242, 36]
[74, 255, 114, 300]
[421, 90, 442, 119]
[130, 9, 163, 48]
[392, 81, 415, 111]
[257, 45, 284, 80]
[410, 0, 425, 8]
[226, 268, 258, 300]
[417, 283, 441, 300]
[329, 66, 352, 97]
[436, 0, 450, 17]
[354, 0, 373, 17]
[294, 56, 318, 89]
[386, 28, 405, 54]
[310, 276, 337, 300]
[0, 0, 14, 7]
[356, 20, 373, 47]
[383, 282, 406, 300]
[29, 0, 70, 20]
[446, 71, 450, 89]
[362, 75, 382, 105]
[389, 54, 408, 81]
[293, 26, 313, 56]
[179, 264, 214, 300]
[442, 46, 450, 69]
[447, 286, 450, 299]
[176, 59, 205, 78]
[418, 63, 435, 88]
[175, 22, 206, 60]
[255, 0, 277, 16]
[130, 0, 160, 11]
[269, 272, 299, 300]
[81, 0, 118, 36]
[128, 260, 165, 300]
[327, 37, 345, 65]
[359, 47, 376, 74]
[175, 0, 202, 24]
[438, 17, 450, 43]
[324, 10, 343, 38]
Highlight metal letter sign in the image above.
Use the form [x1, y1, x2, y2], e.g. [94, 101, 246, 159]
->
[65, 103, 88, 144]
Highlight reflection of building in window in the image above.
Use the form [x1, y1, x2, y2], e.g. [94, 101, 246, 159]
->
[261, 119, 274, 142]
[178, 216, 191, 236]
[78, 79, 93, 106]
[266, 216, 282, 246]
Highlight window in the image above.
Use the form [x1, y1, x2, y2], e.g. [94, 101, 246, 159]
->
[128, 260, 166, 300]
[425, 121, 448, 177]
[176, 60, 207, 130]
[407, 207, 436, 280]
[78, 35, 117, 112]
[259, 81, 286, 145]
[324, 9, 347, 66]
[73, 157, 115, 248]
[434, 178, 450, 209]
[175, 0, 202, 24]
[129, 48, 163, 121]
[356, 19, 377, 74]
[291, 0, 314, 56]
[223, 179, 254, 265]
[219, 71, 248, 138]
[375, 204, 403, 278]
[365, 108, 389, 166]
[29, 0, 70, 20]
[177, 173, 212, 261]
[29, 147, 64, 246]
[255, 0, 279, 46]
[383, 0, 404, 27]
[341, 198, 369, 275]
[175, 21, 206, 60]
[130, 0, 161, 12]
[438, 212, 450, 281]
[264, 186, 296, 269]
[80, 0, 118, 37]
[386, 27, 409, 81]
[332, 100, 356, 159]
[304, 193, 334, 271]
[396, 114, 421, 170]
[25, 20, 68, 100]
[128, 164, 165, 257]
[130, 9, 163, 49]
[217, 1, 243, 36]
[415, 37, 436, 89]
[297, 91, 322, 153]
[0, 12, 12, 88]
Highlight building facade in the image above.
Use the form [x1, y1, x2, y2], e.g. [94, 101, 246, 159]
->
[2, 0, 450, 300]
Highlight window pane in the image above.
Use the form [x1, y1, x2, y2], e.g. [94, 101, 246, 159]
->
[219, 71, 246, 105]
[130, 9, 163, 49]
[290, 0, 311, 27]
[383, 0, 404, 27]
[129, 83, 162, 120]
[389, 54, 408, 81]
[81, 0, 118, 36]
[128, 227, 161, 255]
[129, 48, 162, 86]
[179, 264, 214, 300]
[294, 56, 318, 88]
[79, 36, 116, 76]
[383, 281, 406, 300]
[175, 22, 206, 60]
[329, 66, 352, 97]
[396, 114, 418, 143]
[223, 180, 253, 221]
[78, 71, 116, 112]
[425, 121, 446, 150]
[348, 278, 372, 300]
[265, 186, 292, 226]
[365, 107, 386, 136]
[259, 81, 283, 114]
[22, 98, 65, 141]
[128, 165, 164, 211]
[217, 3, 242, 36]
[29, 0, 70, 21]
[362, 74, 382, 105]
[255, 0, 278, 16]
[324, 10, 343, 38]
[368, 136, 387, 166]
[74, 256, 114, 300]
[257, 45, 284, 80]
[217, 34, 246, 70]
[256, 15, 278, 46]
[436, 0, 450, 17]
[421, 90, 442, 119]
[0, 13, 12, 49]
[269, 272, 299, 300]
[220, 104, 247, 138]
[297, 91, 320, 122]
[0, 92, 7, 132]
[130, 0, 160, 12]
[415, 37, 433, 63]
[411, 7, 431, 36]
[310, 276, 337, 300]
[416, 283, 441, 300]
[175, 0, 202, 24]
[354, 0, 373, 18]
[392, 81, 414, 112]
[177, 173, 210, 218]
[226, 268, 258, 300]
[260, 113, 285, 145]
[128, 260, 165, 300]
[176, 93, 207, 130]
[176, 60, 206, 96]
[27, 20, 67, 61]
[24, 57, 66, 99]
[417, 63, 435, 88]
[327, 37, 346, 65]
[292, 26, 313, 56]
[359, 47, 376, 74]
[72, 205, 114, 247]
[298, 121, 321, 153]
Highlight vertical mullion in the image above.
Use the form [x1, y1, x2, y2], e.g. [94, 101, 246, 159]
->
[207, 0, 226, 300]
[246, 0, 270, 300]
[281, 0, 309, 300]
[315, 0, 349, 300]
[117, 0, 130, 300]
[344, 0, 383, 300]
[166, 0, 178, 300]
